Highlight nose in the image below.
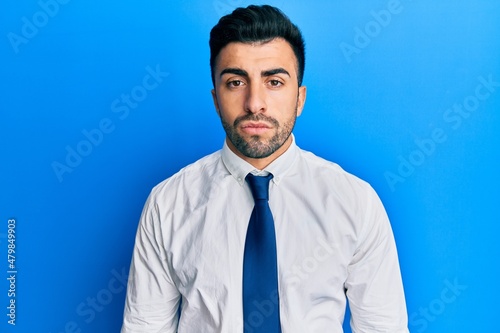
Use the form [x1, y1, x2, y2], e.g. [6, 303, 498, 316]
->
[244, 82, 266, 114]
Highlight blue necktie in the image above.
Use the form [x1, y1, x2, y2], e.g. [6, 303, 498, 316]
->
[243, 173, 281, 332]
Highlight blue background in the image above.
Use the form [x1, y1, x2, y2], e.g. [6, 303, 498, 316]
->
[1, 0, 499, 332]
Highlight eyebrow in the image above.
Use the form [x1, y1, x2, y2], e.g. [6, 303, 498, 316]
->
[262, 68, 290, 77]
[220, 68, 248, 78]
[219, 67, 291, 79]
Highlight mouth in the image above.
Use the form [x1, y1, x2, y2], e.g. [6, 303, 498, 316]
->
[240, 122, 272, 135]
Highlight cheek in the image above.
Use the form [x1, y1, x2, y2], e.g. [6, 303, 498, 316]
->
[269, 90, 298, 112]
[218, 94, 243, 116]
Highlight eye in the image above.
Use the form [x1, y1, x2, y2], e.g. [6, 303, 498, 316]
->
[227, 80, 245, 88]
[268, 79, 283, 87]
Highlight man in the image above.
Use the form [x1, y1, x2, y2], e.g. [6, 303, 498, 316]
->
[122, 5, 408, 333]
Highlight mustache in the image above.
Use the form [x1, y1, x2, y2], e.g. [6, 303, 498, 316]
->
[233, 114, 280, 127]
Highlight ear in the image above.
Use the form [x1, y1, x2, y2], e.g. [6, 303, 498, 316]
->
[211, 89, 220, 116]
[296, 85, 307, 117]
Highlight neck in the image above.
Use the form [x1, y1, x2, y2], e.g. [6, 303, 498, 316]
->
[226, 135, 293, 170]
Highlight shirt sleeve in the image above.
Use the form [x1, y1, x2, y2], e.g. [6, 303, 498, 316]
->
[121, 195, 181, 333]
[344, 185, 409, 333]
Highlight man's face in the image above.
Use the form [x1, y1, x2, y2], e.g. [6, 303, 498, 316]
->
[211, 38, 306, 165]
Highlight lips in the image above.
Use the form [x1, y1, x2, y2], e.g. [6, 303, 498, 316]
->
[240, 121, 272, 135]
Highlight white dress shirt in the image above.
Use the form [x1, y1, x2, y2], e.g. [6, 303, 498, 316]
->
[121, 136, 409, 333]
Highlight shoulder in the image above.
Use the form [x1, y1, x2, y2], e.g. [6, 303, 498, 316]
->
[294, 146, 383, 212]
[297, 147, 372, 191]
[149, 150, 225, 201]
[295, 146, 388, 232]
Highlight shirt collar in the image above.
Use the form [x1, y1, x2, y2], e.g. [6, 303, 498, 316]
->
[221, 134, 299, 186]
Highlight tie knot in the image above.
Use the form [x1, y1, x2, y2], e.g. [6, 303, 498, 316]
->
[246, 173, 273, 201]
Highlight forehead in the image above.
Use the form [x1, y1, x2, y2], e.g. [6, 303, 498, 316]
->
[215, 38, 298, 75]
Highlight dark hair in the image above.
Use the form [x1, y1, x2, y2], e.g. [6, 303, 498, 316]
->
[209, 5, 305, 86]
